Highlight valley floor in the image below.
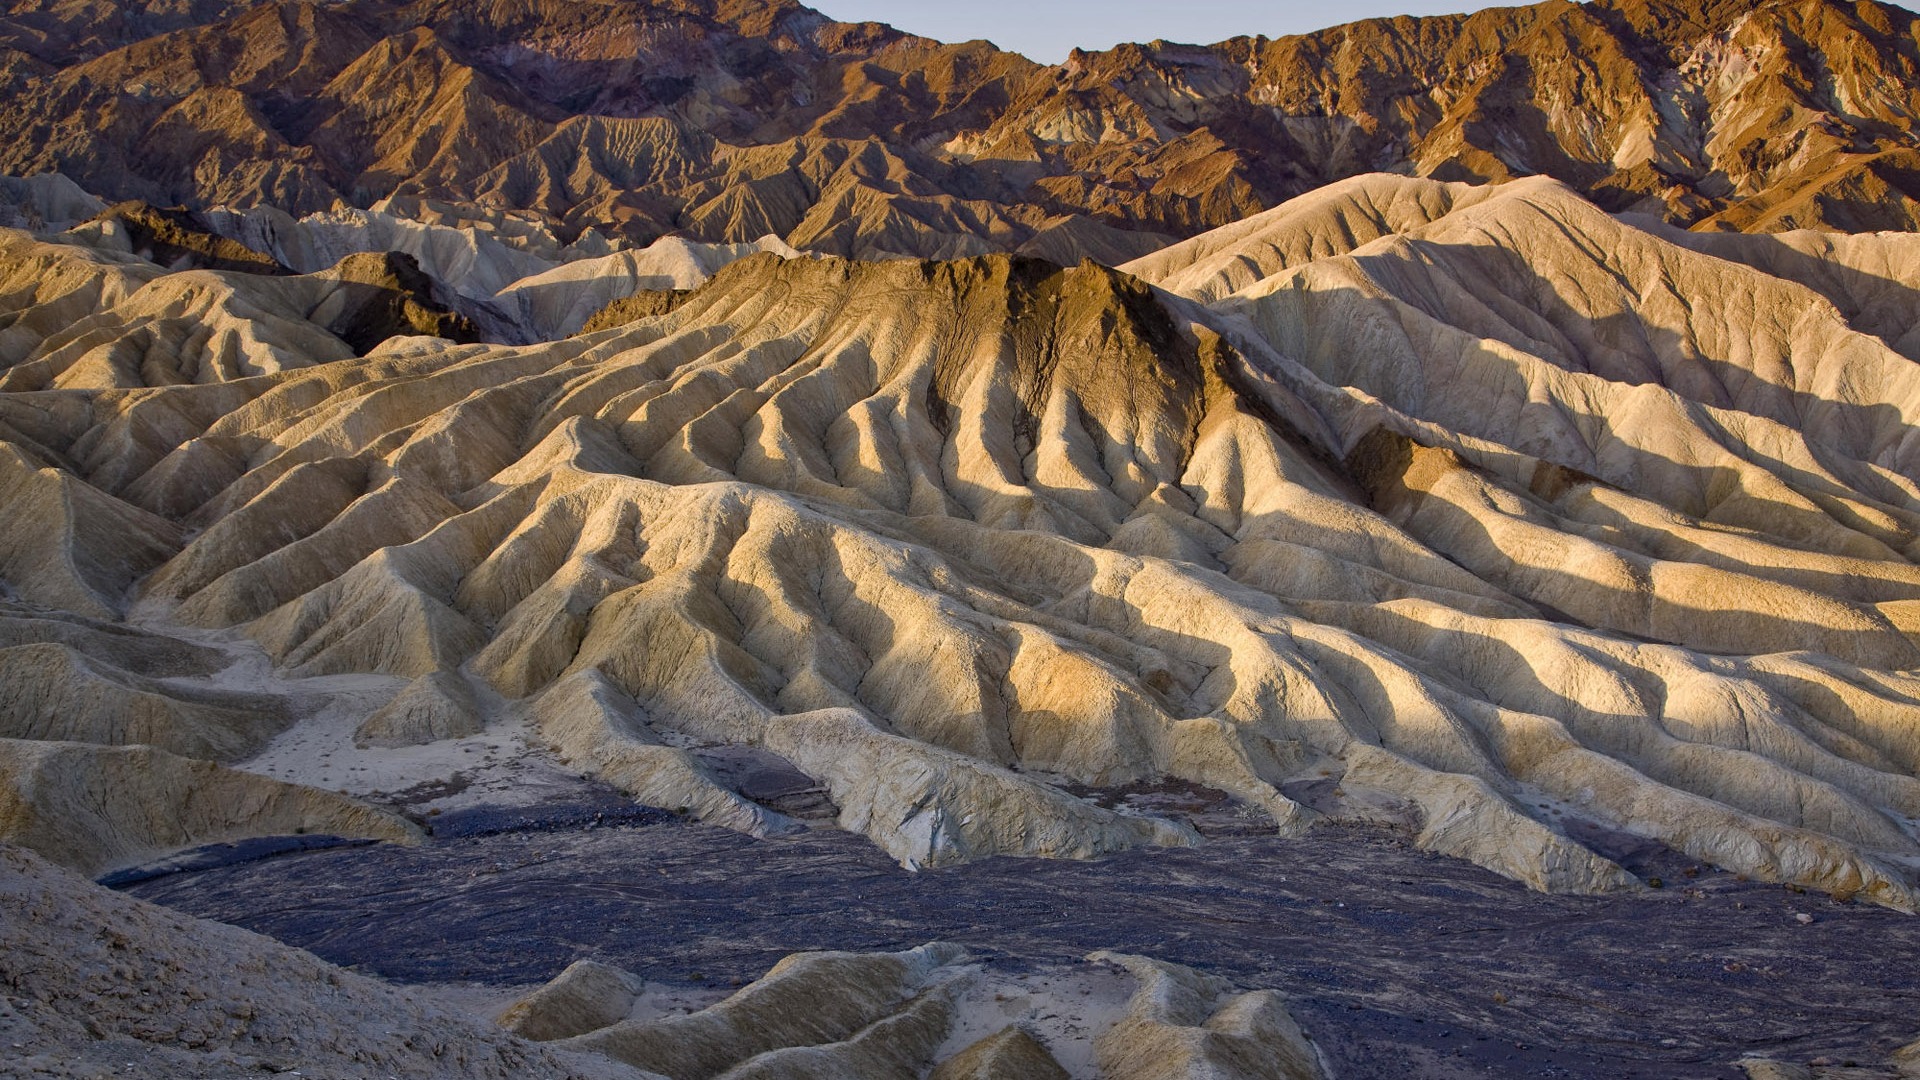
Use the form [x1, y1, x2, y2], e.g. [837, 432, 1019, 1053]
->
[119, 804, 1920, 1080]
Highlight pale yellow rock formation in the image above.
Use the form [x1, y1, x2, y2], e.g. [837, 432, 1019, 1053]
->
[1897, 1038, 1920, 1078]
[716, 985, 957, 1080]
[0, 227, 490, 391]
[1122, 174, 1500, 302]
[0, 443, 181, 619]
[762, 708, 1198, 869]
[510, 944, 1329, 1080]
[196, 201, 806, 341]
[0, 228, 354, 388]
[201, 201, 576, 298]
[558, 944, 970, 1078]
[529, 671, 798, 838]
[496, 234, 805, 339]
[1087, 952, 1327, 1080]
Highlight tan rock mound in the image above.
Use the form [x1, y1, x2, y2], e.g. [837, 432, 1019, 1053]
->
[1088, 951, 1328, 1080]
[1122, 174, 1500, 302]
[716, 986, 957, 1080]
[528, 671, 799, 838]
[509, 944, 1319, 1080]
[0, 443, 182, 618]
[0, 600, 224, 677]
[557, 944, 971, 1078]
[929, 1025, 1071, 1080]
[355, 669, 484, 748]
[0, 641, 290, 760]
[498, 959, 646, 1043]
[0, 740, 419, 876]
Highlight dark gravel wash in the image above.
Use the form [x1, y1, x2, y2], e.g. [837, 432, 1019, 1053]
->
[119, 815, 1918, 1080]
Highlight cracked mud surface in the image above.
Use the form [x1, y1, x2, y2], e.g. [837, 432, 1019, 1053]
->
[120, 808, 1920, 1079]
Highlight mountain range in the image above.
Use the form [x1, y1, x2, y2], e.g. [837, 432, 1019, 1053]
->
[6, 0, 1920, 263]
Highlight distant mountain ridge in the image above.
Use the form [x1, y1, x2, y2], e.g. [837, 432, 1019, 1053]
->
[4, 0, 1920, 260]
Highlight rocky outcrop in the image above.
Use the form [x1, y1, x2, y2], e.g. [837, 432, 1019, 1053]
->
[580, 288, 691, 334]
[87, 201, 289, 274]
[313, 251, 480, 354]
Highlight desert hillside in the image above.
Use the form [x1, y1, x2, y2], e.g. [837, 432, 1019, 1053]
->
[1, 171, 1917, 911]
[5, 0, 1920, 1076]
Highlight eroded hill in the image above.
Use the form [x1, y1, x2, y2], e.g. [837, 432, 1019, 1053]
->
[0, 174, 1917, 912]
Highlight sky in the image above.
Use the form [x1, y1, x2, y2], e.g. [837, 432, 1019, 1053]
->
[809, 1, 1483, 63]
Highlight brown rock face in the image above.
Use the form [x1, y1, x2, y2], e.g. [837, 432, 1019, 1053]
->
[315, 250, 482, 352]
[6, 0, 1920, 258]
[90, 200, 290, 273]
[579, 288, 691, 334]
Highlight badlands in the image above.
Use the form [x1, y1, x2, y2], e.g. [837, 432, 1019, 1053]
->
[2, 0, 1920, 1075]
